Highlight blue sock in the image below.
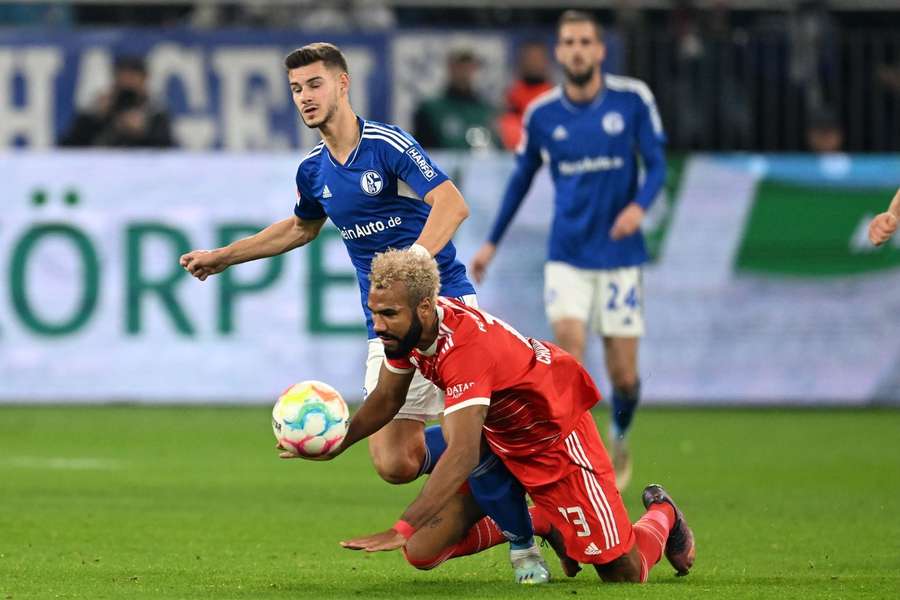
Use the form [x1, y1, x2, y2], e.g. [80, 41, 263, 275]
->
[610, 381, 641, 439]
[468, 452, 535, 550]
[418, 424, 447, 476]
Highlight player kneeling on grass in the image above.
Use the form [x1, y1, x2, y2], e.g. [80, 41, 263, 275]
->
[286, 248, 695, 583]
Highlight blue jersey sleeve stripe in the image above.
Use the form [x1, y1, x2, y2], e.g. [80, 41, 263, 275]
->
[365, 124, 412, 149]
[362, 133, 407, 154]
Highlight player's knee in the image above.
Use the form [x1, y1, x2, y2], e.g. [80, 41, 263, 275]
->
[371, 453, 419, 485]
[558, 339, 585, 362]
[402, 543, 443, 571]
[593, 562, 642, 583]
[594, 546, 643, 583]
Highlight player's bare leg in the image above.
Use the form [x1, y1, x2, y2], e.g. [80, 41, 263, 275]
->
[552, 318, 587, 363]
[403, 491, 481, 566]
[403, 491, 551, 584]
[368, 418, 425, 484]
[593, 544, 642, 582]
[603, 335, 640, 490]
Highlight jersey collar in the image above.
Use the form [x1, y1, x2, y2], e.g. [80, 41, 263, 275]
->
[560, 80, 608, 114]
[324, 116, 365, 169]
[418, 305, 445, 357]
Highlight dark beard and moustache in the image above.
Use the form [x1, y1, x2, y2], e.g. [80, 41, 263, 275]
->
[302, 101, 337, 129]
[382, 311, 424, 359]
[564, 65, 594, 87]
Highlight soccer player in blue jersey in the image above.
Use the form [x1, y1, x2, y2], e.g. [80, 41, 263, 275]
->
[470, 11, 667, 490]
[180, 42, 549, 583]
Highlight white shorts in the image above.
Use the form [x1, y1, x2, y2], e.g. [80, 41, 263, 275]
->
[363, 294, 478, 421]
[544, 262, 644, 338]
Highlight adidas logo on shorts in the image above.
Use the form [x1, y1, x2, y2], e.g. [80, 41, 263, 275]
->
[584, 542, 601, 556]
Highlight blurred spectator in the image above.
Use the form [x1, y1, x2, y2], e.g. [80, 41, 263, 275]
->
[805, 109, 843, 153]
[190, 0, 393, 31]
[787, 0, 839, 117]
[497, 40, 553, 151]
[875, 63, 900, 150]
[413, 49, 498, 150]
[0, 2, 71, 26]
[60, 56, 174, 148]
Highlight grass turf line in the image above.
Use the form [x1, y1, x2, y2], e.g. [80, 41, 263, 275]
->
[1, 406, 899, 599]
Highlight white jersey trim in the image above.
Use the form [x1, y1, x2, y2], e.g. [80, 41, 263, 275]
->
[517, 87, 562, 156]
[384, 361, 414, 375]
[362, 133, 407, 154]
[521, 86, 563, 128]
[444, 397, 491, 416]
[299, 141, 325, 165]
[605, 74, 664, 137]
[366, 123, 413, 148]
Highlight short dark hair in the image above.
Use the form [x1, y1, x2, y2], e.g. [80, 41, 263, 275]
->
[283, 42, 349, 73]
[557, 10, 604, 41]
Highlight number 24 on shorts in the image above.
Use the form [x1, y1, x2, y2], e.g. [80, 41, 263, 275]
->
[606, 283, 639, 311]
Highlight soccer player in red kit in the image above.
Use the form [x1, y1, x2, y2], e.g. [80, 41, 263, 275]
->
[295, 248, 695, 583]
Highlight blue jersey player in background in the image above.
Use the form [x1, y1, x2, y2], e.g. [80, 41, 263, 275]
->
[470, 11, 667, 490]
[180, 42, 550, 584]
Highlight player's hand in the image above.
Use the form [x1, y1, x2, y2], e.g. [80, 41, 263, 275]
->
[340, 528, 406, 552]
[469, 242, 496, 284]
[868, 212, 898, 246]
[610, 203, 645, 241]
[179, 249, 229, 281]
[275, 442, 342, 461]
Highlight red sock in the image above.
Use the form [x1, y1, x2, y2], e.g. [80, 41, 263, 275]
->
[405, 505, 553, 570]
[632, 502, 674, 582]
[448, 505, 551, 559]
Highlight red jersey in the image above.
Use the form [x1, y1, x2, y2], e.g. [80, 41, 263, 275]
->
[385, 298, 601, 480]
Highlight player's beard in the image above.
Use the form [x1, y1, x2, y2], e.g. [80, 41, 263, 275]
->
[301, 99, 338, 129]
[563, 63, 595, 87]
[382, 311, 424, 360]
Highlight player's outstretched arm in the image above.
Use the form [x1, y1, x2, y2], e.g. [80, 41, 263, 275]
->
[180, 216, 325, 281]
[472, 124, 543, 284]
[869, 187, 900, 246]
[415, 180, 470, 256]
[334, 365, 412, 453]
[278, 365, 411, 461]
[341, 404, 487, 552]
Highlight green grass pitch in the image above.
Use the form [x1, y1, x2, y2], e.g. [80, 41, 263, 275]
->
[1, 406, 899, 599]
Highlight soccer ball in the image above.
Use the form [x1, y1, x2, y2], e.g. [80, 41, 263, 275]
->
[272, 380, 349, 457]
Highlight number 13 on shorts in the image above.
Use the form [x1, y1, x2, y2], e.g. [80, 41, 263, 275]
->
[558, 506, 592, 537]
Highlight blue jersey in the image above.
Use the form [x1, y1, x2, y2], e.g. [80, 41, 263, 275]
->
[294, 117, 474, 338]
[488, 75, 667, 269]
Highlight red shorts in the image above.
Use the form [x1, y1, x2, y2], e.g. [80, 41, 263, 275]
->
[521, 412, 635, 565]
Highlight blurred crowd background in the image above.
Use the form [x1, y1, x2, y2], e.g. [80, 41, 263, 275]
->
[1, 0, 899, 153]
[2, 1, 899, 405]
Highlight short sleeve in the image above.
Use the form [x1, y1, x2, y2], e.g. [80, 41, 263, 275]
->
[440, 345, 494, 416]
[384, 354, 415, 374]
[293, 167, 327, 221]
[370, 124, 449, 199]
